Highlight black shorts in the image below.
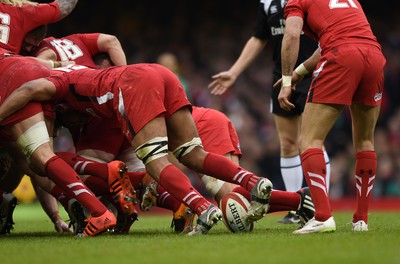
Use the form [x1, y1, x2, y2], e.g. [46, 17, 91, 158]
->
[270, 76, 312, 117]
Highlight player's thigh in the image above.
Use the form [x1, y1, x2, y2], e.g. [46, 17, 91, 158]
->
[299, 103, 344, 151]
[166, 107, 199, 150]
[131, 116, 168, 148]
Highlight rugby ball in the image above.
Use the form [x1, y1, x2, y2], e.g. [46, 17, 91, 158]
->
[219, 192, 254, 233]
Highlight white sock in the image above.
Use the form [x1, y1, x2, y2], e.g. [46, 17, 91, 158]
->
[200, 175, 224, 197]
[323, 150, 331, 193]
[281, 156, 303, 192]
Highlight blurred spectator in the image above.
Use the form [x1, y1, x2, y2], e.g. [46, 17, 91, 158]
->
[157, 52, 192, 102]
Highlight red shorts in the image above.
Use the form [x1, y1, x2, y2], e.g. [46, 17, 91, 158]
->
[192, 106, 242, 158]
[308, 45, 386, 106]
[115, 64, 191, 141]
[0, 56, 51, 127]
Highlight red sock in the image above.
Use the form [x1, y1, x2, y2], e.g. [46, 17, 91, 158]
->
[128, 171, 146, 189]
[202, 152, 260, 191]
[353, 151, 376, 223]
[159, 165, 210, 215]
[45, 156, 106, 216]
[83, 176, 109, 196]
[156, 184, 181, 212]
[50, 185, 71, 211]
[268, 190, 300, 213]
[232, 186, 251, 201]
[301, 148, 331, 221]
[56, 152, 108, 181]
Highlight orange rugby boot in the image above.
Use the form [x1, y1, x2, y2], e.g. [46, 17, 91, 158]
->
[83, 210, 116, 236]
[171, 203, 195, 234]
[107, 160, 138, 215]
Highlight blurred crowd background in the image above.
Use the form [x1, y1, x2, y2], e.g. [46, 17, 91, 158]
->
[40, 0, 400, 199]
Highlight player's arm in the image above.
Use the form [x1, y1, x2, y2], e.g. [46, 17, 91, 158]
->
[55, 0, 79, 19]
[0, 79, 57, 122]
[209, 2, 268, 95]
[36, 48, 58, 61]
[273, 48, 320, 88]
[97, 34, 127, 66]
[32, 45, 75, 67]
[281, 16, 303, 78]
[208, 36, 267, 95]
[31, 177, 71, 233]
[278, 16, 303, 111]
[26, 57, 74, 69]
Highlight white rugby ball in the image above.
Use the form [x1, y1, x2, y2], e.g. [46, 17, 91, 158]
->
[219, 192, 254, 233]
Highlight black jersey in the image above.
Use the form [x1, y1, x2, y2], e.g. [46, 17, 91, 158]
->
[253, 0, 317, 83]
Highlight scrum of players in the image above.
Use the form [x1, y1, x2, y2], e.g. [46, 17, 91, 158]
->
[0, 0, 383, 236]
[0, 0, 312, 236]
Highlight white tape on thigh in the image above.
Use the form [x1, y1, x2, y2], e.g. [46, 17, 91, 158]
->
[16, 121, 50, 158]
[201, 175, 225, 197]
[172, 137, 203, 161]
[135, 136, 168, 165]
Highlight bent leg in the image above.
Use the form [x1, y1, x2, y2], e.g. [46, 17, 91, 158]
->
[299, 103, 343, 221]
[131, 116, 212, 216]
[200, 153, 240, 204]
[166, 108, 273, 221]
[167, 108, 268, 192]
[9, 114, 108, 218]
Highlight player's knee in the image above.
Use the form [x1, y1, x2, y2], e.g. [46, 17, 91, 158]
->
[172, 137, 203, 162]
[135, 137, 169, 165]
[280, 141, 299, 156]
[16, 121, 50, 158]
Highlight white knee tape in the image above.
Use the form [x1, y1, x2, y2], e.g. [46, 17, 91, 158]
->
[16, 121, 50, 158]
[135, 136, 168, 165]
[117, 147, 145, 172]
[172, 137, 203, 161]
[201, 175, 225, 197]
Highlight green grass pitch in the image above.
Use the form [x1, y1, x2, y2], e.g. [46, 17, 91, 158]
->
[2, 203, 399, 264]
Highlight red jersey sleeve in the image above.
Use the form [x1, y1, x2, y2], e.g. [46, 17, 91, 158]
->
[46, 71, 70, 100]
[284, 0, 305, 19]
[21, 2, 61, 28]
[76, 33, 101, 57]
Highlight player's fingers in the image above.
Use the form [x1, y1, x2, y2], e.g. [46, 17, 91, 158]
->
[273, 79, 282, 88]
[54, 219, 72, 233]
[208, 80, 218, 89]
[211, 73, 222, 79]
[211, 85, 226, 95]
[278, 96, 292, 111]
[282, 99, 295, 111]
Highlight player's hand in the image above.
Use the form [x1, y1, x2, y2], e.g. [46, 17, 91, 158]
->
[208, 71, 237, 95]
[60, 61, 76, 67]
[54, 218, 73, 233]
[278, 85, 295, 111]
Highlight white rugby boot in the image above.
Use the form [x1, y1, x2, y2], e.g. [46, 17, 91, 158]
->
[293, 216, 336, 234]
